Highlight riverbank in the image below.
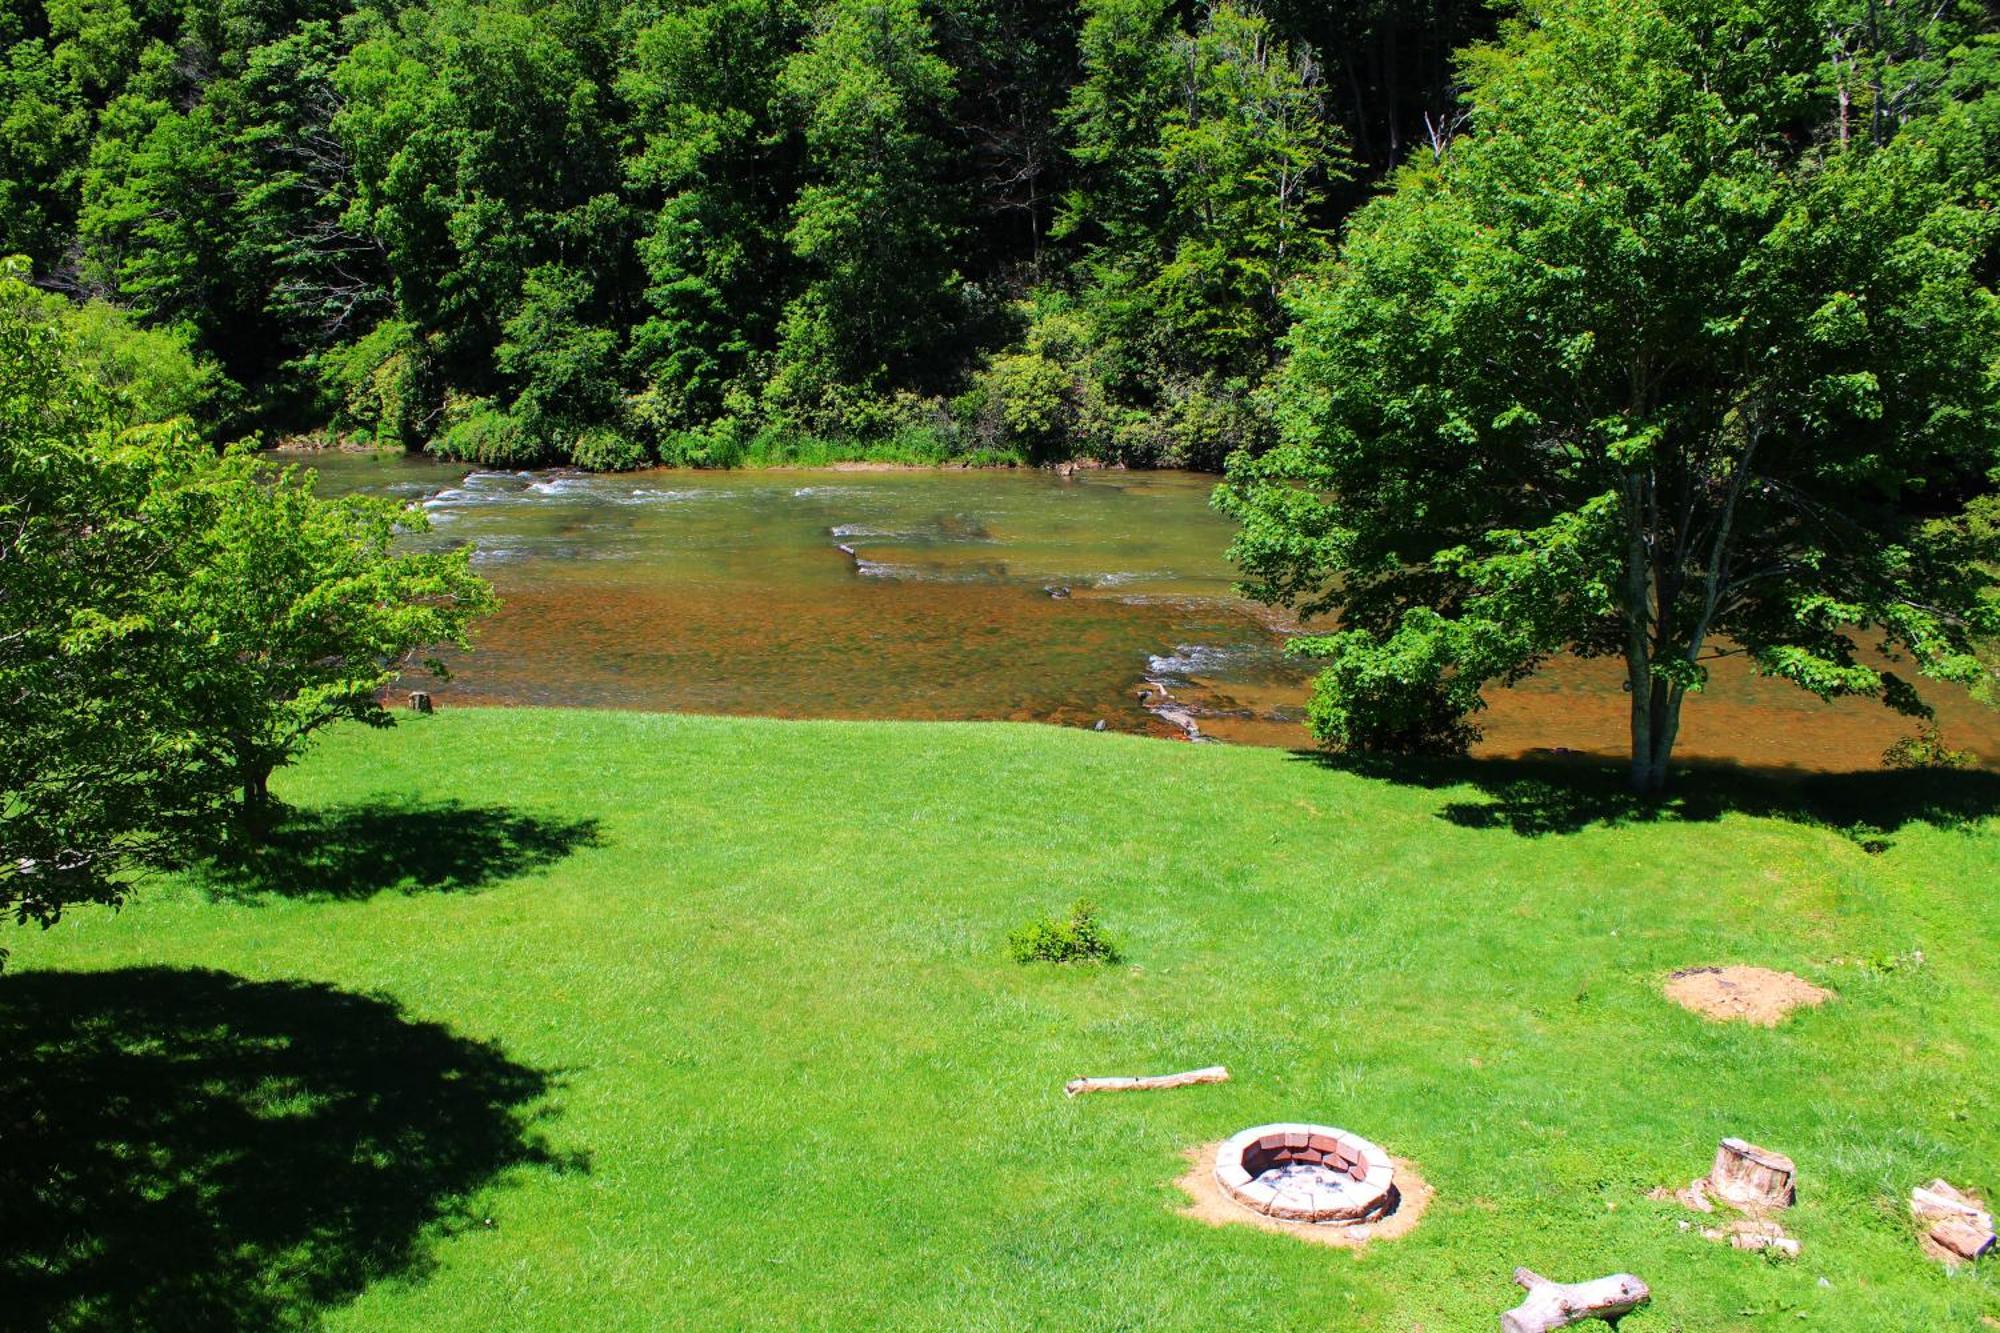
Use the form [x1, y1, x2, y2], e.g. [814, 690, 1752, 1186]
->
[7, 709, 1996, 1328]
[271, 432, 1056, 471]
[275, 435, 1150, 475]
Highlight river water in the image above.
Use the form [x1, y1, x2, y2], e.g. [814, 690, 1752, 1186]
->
[303, 450, 1999, 771]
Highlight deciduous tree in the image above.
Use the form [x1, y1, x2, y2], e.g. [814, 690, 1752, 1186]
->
[1219, 0, 2000, 793]
[163, 455, 496, 820]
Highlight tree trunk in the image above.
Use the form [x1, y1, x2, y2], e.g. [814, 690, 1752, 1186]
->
[1621, 470, 1673, 796]
[239, 758, 276, 832]
[1627, 678, 1685, 797]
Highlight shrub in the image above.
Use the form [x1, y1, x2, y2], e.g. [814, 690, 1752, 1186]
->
[973, 351, 1073, 461]
[1008, 900, 1121, 964]
[432, 405, 543, 467]
[321, 319, 435, 447]
[570, 427, 650, 471]
[1294, 617, 1484, 757]
[3, 259, 220, 431]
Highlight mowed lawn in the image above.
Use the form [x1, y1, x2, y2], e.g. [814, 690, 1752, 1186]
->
[5, 709, 1998, 1330]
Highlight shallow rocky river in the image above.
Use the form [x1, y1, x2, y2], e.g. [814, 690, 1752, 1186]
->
[305, 450, 1999, 769]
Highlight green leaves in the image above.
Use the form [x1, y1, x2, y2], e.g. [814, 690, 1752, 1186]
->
[1, 280, 229, 931]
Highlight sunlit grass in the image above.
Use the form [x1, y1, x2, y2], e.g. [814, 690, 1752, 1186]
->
[7, 709, 1997, 1329]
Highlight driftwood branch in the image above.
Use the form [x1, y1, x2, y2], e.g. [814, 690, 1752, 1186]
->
[1063, 1065, 1228, 1098]
[1500, 1268, 1651, 1333]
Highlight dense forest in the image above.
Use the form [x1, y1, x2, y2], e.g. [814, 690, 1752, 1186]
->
[3, 0, 1997, 471]
[0, 0, 1493, 467]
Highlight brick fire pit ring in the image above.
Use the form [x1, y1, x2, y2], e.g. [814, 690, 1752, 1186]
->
[1214, 1123, 1396, 1224]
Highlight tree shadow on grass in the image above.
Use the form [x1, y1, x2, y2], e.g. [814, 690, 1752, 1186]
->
[1290, 749, 2000, 840]
[0, 965, 583, 1331]
[199, 799, 603, 902]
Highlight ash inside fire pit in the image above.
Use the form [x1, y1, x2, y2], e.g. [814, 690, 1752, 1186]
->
[1213, 1123, 1396, 1224]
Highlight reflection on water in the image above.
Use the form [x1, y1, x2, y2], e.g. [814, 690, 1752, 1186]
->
[304, 450, 1999, 770]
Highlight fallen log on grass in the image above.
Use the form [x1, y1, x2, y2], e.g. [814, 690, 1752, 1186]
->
[1063, 1065, 1228, 1098]
[1499, 1269, 1650, 1333]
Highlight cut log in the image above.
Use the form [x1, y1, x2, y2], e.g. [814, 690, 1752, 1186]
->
[1708, 1138, 1795, 1210]
[1500, 1269, 1650, 1333]
[1929, 1219, 1996, 1263]
[1063, 1065, 1228, 1097]
[407, 690, 433, 714]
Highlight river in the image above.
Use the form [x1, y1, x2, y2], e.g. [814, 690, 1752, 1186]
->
[302, 450, 2000, 771]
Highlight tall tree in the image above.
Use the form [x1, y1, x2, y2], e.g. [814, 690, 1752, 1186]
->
[335, 0, 630, 418]
[0, 25, 81, 271]
[1043, 0, 1344, 466]
[767, 0, 961, 427]
[1152, 1, 1344, 375]
[623, 0, 803, 430]
[933, 0, 1078, 270]
[1219, 0, 2000, 793]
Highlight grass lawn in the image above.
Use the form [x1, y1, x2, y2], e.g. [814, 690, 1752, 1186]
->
[4, 709, 1997, 1330]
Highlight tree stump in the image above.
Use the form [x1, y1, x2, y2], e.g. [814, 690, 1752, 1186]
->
[407, 690, 433, 714]
[1708, 1138, 1794, 1210]
[1499, 1269, 1650, 1333]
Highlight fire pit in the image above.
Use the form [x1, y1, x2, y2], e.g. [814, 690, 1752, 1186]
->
[1213, 1123, 1396, 1224]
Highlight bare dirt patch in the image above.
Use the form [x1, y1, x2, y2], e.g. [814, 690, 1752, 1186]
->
[1173, 1141, 1431, 1248]
[1664, 966, 1831, 1026]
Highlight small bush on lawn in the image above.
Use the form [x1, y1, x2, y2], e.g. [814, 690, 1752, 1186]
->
[1008, 900, 1120, 964]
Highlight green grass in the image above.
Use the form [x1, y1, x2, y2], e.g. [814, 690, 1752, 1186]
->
[6, 709, 1998, 1330]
